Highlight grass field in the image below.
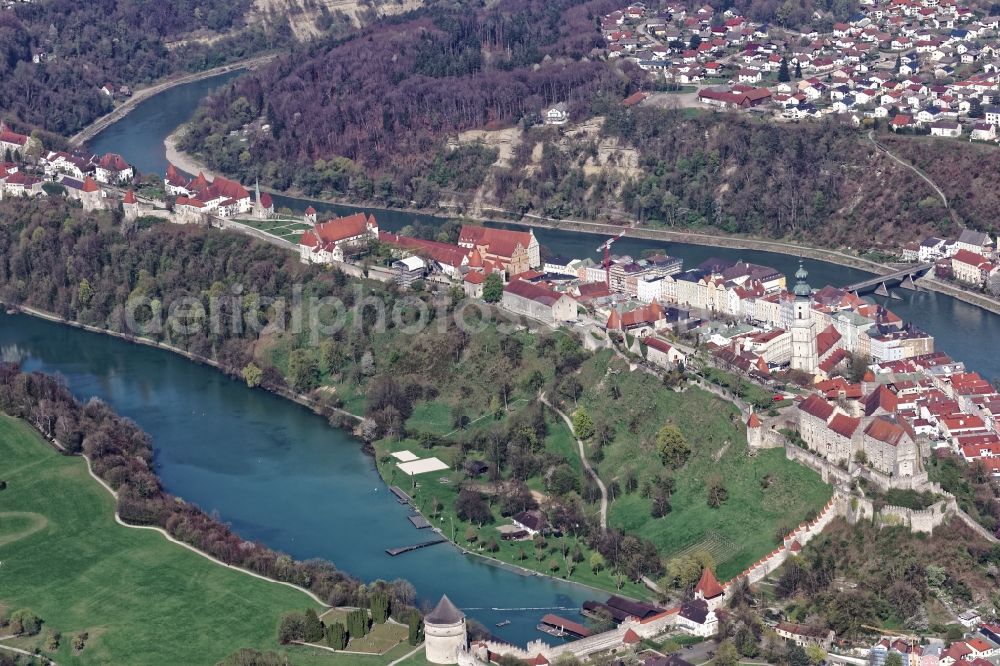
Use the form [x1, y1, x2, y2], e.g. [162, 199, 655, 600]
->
[317, 609, 408, 654]
[373, 431, 654, 601]
[235, 217, 313, 242]
[581, 352, 832, 581]
[0, 415, 346, 666]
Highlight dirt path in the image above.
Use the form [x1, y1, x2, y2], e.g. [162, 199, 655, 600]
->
[0, 639, 57, 665]
[868, 130, 963, 228]
[538, 392, 607, 534]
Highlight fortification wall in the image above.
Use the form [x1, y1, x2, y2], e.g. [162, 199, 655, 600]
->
[784, 443, 854, 487]
[846, 495, 956, 533]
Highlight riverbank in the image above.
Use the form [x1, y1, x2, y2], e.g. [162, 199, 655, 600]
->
[165, 129, 218, 179]
[0, 414, 333, 665]
[6, 303, 362, 427]
[3, 303, 649, 604]
[165, 136, 1000, 318]
[70, 53, 279, 147]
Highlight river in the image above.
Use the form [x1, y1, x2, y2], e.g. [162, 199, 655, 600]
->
[87, 71, 1000, 385]
[73, 70, 1000, 635]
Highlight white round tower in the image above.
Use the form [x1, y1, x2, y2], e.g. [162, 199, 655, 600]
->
[424, 595, 468, 665]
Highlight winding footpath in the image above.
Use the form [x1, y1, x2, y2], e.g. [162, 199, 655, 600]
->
[538, 392, 608, 534]
[867, 130, 963, 228]
[0, 637, 57, 665]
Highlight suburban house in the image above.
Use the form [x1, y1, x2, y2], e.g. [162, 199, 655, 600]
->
[297, 212, 379, 264]
[929, 119, 961, 137]
[458, 225, 541, 274]
[511, 509, 546, 535]
[501, 279, 577, 323]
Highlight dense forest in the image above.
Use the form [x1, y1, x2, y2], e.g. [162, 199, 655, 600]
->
[773, 518, 1000, 635]
[0, 0, 294, 135]
[175, 0, 1000, 249]
[492, 107, 966, 247]
[0, 363, 418, 611]
[178, 0, 639, 192]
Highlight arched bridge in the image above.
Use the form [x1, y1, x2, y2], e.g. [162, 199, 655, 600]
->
[844, 262, 934, 296]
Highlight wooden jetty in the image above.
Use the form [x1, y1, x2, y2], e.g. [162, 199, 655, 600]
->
[385, 537, 446, 556]
[408, 514, 432, 529]
[389, 486, 412, 504]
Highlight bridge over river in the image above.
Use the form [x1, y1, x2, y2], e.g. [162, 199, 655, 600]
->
[844, 262, 935, 296]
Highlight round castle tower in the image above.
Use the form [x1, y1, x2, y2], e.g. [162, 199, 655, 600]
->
[425, 595, 468, 665]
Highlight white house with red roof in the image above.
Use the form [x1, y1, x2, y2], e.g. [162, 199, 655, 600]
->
[298, 213, 379, 264]
[163, 164, 253, 216]
[0, 123, 38, 158]
[643, 336, 686, 369]
[94, 153, 134, 184]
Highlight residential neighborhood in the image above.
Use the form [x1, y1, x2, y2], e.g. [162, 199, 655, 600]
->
[602, 0, 1000, 137]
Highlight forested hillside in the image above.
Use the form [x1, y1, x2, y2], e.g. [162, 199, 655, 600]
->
[177, 0, 638, 189]
[172, 0, 1000, 249]
[0, 0, 293, 135]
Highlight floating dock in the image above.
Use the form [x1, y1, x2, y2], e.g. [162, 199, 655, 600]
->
[389, 486, 412, 504]
[408, 514, 432, 529]
[385, 537, 446, 556]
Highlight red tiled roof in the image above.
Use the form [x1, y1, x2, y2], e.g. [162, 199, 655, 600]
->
[816, 324, 842, 357]
[607, 302, 665, 330]
[800, 393, 835, 421]
[643, 335, 675, 355]
[459, 225, 532, 260]
[747, 411, 762, 428]
[504, 279, 568, 307]
[864, 384, 898, 416]
[82, 177, 100, 193]
[98, 153, 130, 171]
[864, 415, 912, 446]
[0, 128, 28, 147]
[539, 614, 591, 638]
[828, 413, 861, 439]
[695, 568, 724, 599]
[379, 231, 467, 269]
[123, 190, 136, 204]
[299, 213, 376, 247]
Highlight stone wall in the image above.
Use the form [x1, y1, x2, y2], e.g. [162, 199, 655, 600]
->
[784, 442, 854, 488]
[731, 494, 843, 586]
[845, 494, 956, 533]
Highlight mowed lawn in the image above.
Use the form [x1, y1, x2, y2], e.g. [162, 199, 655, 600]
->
[0, 415, 341, 666]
